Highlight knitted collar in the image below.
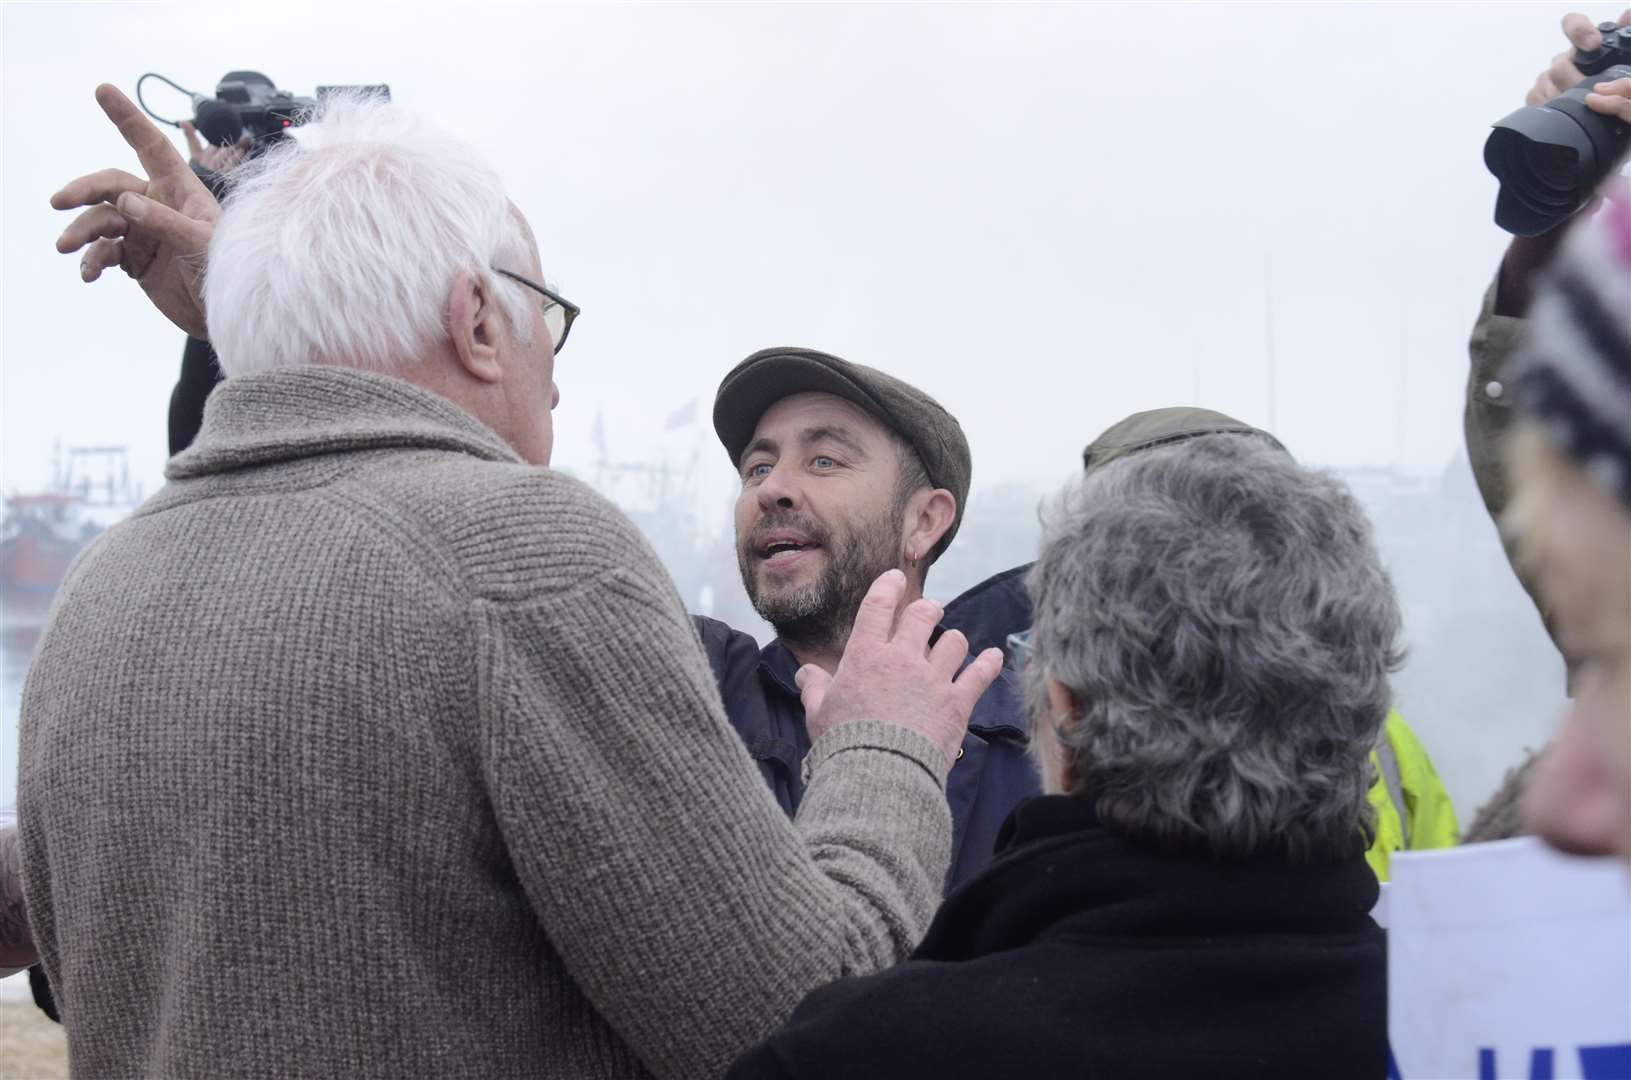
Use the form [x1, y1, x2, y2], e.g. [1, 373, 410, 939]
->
[167, 366, 522, 480]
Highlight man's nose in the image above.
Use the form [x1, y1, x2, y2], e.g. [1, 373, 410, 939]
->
[756, 461, 800, 512]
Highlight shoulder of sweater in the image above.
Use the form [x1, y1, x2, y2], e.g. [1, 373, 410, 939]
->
[351, 453, 670, 602]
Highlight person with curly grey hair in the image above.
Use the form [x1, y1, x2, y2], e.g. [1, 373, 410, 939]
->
[1024, 433, 1404, 863]
[729, 430, 1398, 1080]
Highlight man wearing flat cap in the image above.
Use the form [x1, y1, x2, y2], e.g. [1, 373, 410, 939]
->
[698, 348, 1039, 888]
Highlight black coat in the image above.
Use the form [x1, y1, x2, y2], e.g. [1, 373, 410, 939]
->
[728, 796, 1386, 1080]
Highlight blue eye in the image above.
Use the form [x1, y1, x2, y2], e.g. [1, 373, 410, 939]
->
[812, 456, 836, 470]
[745, 462, 771, 480]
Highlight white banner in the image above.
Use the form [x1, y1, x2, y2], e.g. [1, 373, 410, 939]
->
[1388, 838, 1631, 1080]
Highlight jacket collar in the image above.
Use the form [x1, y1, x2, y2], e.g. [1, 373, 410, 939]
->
[167, 367, 521, 480]
[758, 639, 804, 698]
[916, 795, 1380, 962]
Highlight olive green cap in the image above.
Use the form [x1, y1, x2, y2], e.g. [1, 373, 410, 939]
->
[714, 347, 972, 559]
[1083, 407, 1286, 476]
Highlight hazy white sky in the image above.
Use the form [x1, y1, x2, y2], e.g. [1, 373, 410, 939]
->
[1, 0, 1617, 844]
[0, 1, 1592, 514]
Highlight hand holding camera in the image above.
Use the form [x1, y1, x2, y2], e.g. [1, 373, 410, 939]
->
[1485, 10, 1631, 235]
[181, 120, 251, 176]
[1527, 10, 1631, 104]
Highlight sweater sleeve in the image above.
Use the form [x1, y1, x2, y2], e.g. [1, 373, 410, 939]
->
[475, 564, 952, 1080]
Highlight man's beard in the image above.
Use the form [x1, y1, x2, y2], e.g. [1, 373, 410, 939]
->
[738, 509, 904, 654]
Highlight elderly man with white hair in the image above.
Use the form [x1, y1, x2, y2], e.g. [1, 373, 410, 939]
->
[19, 86, 1000, 1079]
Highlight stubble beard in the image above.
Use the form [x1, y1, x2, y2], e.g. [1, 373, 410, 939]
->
[739, 510, 905, 656]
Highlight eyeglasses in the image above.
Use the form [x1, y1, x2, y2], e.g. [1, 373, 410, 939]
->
[494, 268, 580, 354]
[1006, 629, 1035, 671]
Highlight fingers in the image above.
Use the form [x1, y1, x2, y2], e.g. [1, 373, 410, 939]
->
[1547, 47, 1587, 95]
[950, 648, 1005, 712]
[1522, 720, 1623, 856]
[794, 665, 831, 721]
[95, 83, 190, 182]
[1620, 8, 1631, 28]
[79, 237, 125, 282]
[892, 597, 942, 654]
[114, 192, 215, 253]
[49, 167, 146, 212]
[849, 569, 907, 647]
[1528, 71, 1561, 106]
[1587, 77, 1631, 121]
[927, 628, 970, 680]
[181, 120, 204, 161]
[56, 204, 129, 254]
[1562, 12, 1603, 53]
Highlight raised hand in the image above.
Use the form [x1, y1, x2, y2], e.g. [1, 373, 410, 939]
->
[1527, 9, 1631, 105]
[796, 569, 1003, 767]
[51, 84, 222, 339]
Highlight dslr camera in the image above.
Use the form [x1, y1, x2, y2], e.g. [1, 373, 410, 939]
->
[1485, 22, 1631, 235]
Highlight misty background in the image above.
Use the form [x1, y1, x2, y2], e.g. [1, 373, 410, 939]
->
[1, 3, 1590, 835]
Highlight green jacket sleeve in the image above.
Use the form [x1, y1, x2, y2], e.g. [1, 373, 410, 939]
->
[1465, 237, 1576, 664]
[1464, 275, 1527, 533]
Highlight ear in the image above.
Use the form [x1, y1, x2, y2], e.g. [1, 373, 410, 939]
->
[1044, 677, 1083, 792]
[1045, 678, 1080, 723]
[902, 488, 957, 564]
[446, 270, 504, 384]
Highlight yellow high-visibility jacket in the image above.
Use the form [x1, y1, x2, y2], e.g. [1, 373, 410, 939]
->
[1366, 710, 1459, 881]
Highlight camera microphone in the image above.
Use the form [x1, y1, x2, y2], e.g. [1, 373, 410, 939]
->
[191, 95, 244, 147]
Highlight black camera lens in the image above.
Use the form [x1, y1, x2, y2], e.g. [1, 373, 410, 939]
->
[1521, 142, 1578, 195]
[1484, 63, 1631, 236]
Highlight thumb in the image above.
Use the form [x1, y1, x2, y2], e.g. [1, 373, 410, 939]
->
[794, 664, 832, 719]
[116, 192, 214, 251]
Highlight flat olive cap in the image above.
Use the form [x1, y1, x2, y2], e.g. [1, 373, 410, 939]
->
[714, 347, 972, 557]
[1083, 407, 1286, 476]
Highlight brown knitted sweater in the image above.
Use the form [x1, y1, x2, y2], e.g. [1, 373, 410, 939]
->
[18, 367, 952, 1079]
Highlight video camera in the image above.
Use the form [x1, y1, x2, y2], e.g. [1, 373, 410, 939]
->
[1484, 22, 1631, 236]
[136, 71, 390, 191]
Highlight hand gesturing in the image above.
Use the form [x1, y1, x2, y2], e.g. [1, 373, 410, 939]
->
[52, 84, 222, 340]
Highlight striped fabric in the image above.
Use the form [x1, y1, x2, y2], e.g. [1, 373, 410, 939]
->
[1514, 193, 1631, 509]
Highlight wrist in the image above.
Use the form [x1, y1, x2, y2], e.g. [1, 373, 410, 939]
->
[1496, 223, 1574, 317]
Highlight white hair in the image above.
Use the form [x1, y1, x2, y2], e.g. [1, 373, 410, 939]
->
[203, 93, 535, 376]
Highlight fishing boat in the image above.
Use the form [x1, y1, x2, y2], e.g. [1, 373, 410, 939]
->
[1, 445, 143, 607]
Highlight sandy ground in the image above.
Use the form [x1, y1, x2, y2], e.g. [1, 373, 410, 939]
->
[0, 1001, 67, 1079]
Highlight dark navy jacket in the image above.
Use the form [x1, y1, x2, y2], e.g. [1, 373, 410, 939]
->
[693, 565, 1041, 888]
[938, 563, 1033, 659]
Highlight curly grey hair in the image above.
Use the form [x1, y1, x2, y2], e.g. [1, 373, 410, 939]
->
[1025, 434, 1404, 863]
